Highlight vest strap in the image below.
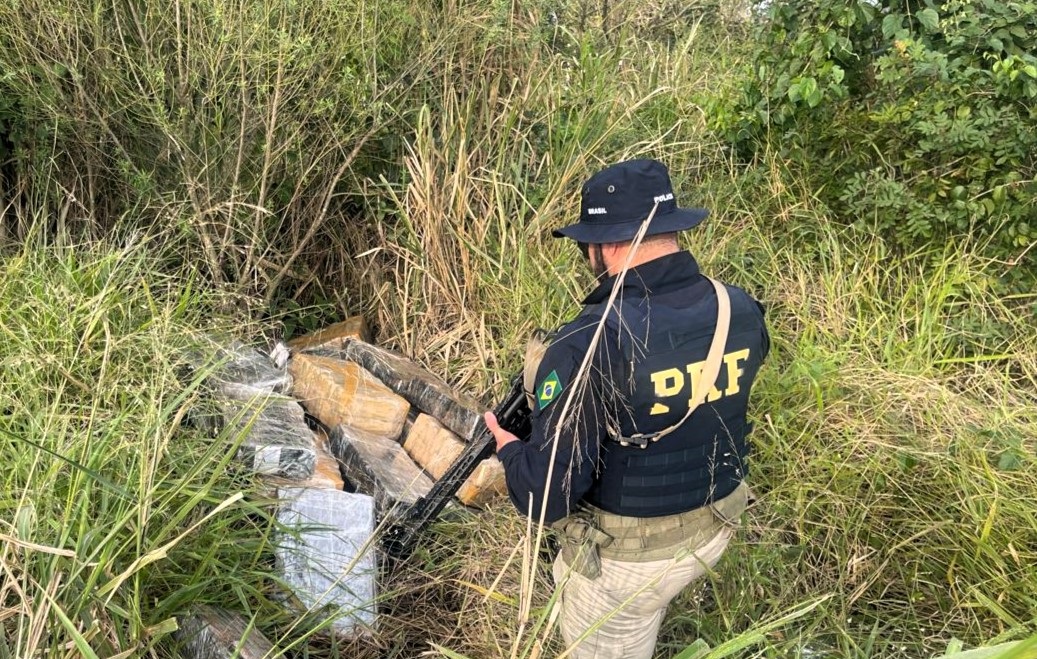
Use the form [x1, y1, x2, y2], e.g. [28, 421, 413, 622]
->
[615, 277, 732, 448]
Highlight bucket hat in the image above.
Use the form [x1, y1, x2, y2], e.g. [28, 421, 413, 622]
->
[553, 159, 708, 243]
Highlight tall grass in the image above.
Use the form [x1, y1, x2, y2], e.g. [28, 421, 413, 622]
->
[0, 0, 441, 309]
[660, 159, 1037, 657]
[1, 0, 1035, 657]
[0, 233, 301, 656]
[354, 12, 1037, 655]
[364, 3, 743, 390]
[363, 148, 1037, 658]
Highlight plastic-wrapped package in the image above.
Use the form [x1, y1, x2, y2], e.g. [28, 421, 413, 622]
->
[223, 395, 317, 480]
[275, 487, 378, 636]
[330, 425, 433, 513]
[211, 342, 293, 400]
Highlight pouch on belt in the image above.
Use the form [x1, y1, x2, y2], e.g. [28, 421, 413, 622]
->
[551, 514, 613, 579]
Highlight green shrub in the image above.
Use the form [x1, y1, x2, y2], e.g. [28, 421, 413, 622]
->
[714, 0, 1037, 281]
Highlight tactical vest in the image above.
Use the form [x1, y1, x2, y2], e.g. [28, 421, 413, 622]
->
[581, 277, 767, 517]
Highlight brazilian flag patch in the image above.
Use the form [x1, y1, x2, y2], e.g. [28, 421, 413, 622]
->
[536, 370, 564, 410]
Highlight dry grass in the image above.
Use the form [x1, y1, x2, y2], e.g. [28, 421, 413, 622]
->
[355, 128, 1037, 655]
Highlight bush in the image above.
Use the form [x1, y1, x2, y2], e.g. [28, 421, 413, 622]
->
[713, 0, 1037, 281]
[0, 0, 428, 301]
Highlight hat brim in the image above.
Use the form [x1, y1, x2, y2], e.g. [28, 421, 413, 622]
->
[552, 207, 709, 243]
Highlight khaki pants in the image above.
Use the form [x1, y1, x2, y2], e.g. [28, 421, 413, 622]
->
[551, 526, 732, 659]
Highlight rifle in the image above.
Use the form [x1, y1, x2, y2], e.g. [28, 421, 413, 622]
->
[382, 373, 532, 560]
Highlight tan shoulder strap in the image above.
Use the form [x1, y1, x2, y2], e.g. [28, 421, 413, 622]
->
[617, 277, 731, 448]
[691, 277, 732, 413]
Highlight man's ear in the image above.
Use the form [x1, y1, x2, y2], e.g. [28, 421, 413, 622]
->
[600, 241, 628, 268]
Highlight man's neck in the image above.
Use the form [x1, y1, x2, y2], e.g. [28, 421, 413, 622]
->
[606, 241, 680, 276]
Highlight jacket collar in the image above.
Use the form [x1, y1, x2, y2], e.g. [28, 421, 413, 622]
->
[583, 250, 701, 305]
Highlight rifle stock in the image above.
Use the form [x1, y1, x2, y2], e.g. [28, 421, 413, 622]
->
[382, 373, 531, 560]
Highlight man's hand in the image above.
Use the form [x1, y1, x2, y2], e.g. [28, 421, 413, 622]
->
[484, 411, 520, 452]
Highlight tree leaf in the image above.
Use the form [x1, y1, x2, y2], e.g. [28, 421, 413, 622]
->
[882, 13, 903, 39]
[787, 82, 802, 103]
[1009, 24, 1029, 40]
[800, 77, 818, 98]
[918, 8, 940, 33]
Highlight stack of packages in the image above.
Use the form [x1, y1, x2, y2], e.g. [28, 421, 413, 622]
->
[183, 317, 504, 656]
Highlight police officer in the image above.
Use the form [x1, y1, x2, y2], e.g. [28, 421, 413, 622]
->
[484, 159, 770, 658]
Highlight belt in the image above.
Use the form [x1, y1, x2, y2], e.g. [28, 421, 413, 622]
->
[559, 482, 749, 563]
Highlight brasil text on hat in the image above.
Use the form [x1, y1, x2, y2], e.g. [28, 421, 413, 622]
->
[553, 159, 709, 244]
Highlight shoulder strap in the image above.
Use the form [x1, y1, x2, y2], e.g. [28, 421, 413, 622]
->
[616, 277, 731, 448]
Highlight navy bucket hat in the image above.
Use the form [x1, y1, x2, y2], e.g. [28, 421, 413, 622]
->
[553, 159, 709, 243]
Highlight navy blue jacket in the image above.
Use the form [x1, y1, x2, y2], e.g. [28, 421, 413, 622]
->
[497, 251, 769, 523]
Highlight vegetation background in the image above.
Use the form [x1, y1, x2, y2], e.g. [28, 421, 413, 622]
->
[1, 0, 1034, 657]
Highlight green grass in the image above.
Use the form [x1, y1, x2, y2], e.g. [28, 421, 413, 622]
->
[659, 196, 1037, 658]
[344, 18, 1036, 650]
[364, 147, 1037, 658]
[0, 233, 301, 656]
[1, 0, 1035, 657]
